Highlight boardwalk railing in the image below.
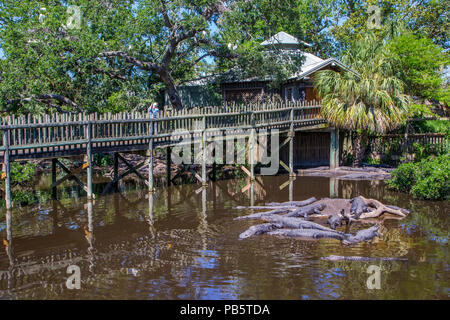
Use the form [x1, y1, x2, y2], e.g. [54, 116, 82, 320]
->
[0, 101, 324, 156]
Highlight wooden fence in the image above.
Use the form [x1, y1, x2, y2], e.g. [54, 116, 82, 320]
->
[367, 133, 448, 155]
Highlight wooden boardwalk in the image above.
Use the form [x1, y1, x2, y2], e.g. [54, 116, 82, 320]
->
[0, 102, 324, 160]
[0, 101, 334, 209]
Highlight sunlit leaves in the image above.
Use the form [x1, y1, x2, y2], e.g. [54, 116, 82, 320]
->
[315, 33, 409, 134]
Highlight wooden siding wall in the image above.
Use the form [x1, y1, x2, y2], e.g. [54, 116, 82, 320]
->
[305, 87, 318, 101]
[280, 131, 330, 167]
[223, 88, 263, 102]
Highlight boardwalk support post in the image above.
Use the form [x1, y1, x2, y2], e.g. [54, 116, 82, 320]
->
[52, 158, 57, 199]
[289, 107, 295, 177]
[289, 177, 294, 202]
[148, 119, 155, 193]
[249, 111, 255, 182]
[202, 115, 207, 187]
[167, 146, 171, 186]
[3, 129, 12, 210]
[86, 121, 93, 199]
[330, 128, 339, 170]
[113, 153, 119, 191]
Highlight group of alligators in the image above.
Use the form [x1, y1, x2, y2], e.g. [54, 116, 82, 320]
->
[326, 196, 371, 230]
[236, 196, 409, 245]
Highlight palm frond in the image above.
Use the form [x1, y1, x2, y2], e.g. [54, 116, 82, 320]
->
[314, 33, 409, 134]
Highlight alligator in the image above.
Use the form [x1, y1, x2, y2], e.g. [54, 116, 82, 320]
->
[386, 205, 410, 215]
[321, 255, 407, 262]
[239, 223, 282, 240]
[285, 203, 326, 218]
[267, 228, 347, 241]
[234, 208, 289, 220]
[327, 214, 342, 229]
[263, 215, 345, 234]
[342, 225, 379, 244]
[350, 196, 370, 219]
[266, 197, 317, 207]
[327, 209, 347, 229]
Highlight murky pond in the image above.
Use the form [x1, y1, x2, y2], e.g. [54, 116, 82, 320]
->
[0, 174, 448, 299]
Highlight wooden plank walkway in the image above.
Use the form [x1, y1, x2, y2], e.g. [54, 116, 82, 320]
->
[0, 101, 325, 161]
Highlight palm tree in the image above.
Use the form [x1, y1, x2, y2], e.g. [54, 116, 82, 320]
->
[314, 33, 410, 167]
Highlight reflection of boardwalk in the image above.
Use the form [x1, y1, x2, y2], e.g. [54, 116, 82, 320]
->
[1, 177, 271, 294]
[0, 196, 194, 295]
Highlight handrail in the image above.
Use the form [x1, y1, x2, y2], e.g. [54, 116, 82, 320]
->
[0, 103, 325, 150]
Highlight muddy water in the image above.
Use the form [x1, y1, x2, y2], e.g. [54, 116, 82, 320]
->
[0, 175, 448, 299]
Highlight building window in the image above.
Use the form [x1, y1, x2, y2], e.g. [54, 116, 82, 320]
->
[287, 88, 292, 101]
[298, 87, 306, 101]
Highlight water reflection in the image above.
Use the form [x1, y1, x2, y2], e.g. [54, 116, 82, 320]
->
[0, 175, 448, 299]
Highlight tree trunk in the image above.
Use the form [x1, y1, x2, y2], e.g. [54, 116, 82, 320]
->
[159, 70, 183, 110]
[352, 133, 366, 167]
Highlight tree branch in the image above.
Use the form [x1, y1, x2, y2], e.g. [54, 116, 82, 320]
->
[160, 0, 173, 29]
[93, 67, 127, 81]
[99, 51, 160, 73]
[5, 94, 81, 112]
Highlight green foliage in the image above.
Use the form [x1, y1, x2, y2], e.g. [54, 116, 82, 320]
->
[365, 157, 381, 165]
[388, 161, 417, 192]
[93, 154, 114, 167]
[12, 190, 36, 206]
[411, 169, 449, 200]
[413, 141, 449, 161]
[342, 149, 355, 166]
[10, 162, 36, 184]
[388, 32, 449, 103]
[221, 0, 335, 57]
[0, 0, 448, 114]
[411, 120, 450, 134]
[330, 0, 450, 53]
[315, 32, 409, 134]
[407, 104, 436, 118]
[388, 154, 450, 200]
[0, 0, 312, 113]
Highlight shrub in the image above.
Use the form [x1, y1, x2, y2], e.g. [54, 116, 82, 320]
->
[387, 161, 417, 192]
[388, 154, 450, 200]
[93, 153, 114, 167]
[412, 153, 449, 200]
[411, 174, 449, 200]
[10, 162, 36, 184]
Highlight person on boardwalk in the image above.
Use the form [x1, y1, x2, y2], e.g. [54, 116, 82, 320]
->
[148, 102, 159, 135]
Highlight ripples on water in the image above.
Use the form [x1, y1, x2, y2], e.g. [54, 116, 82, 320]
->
[0, 175, 448, 299]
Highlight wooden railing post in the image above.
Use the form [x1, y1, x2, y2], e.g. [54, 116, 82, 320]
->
[3, 129, 12, 210]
